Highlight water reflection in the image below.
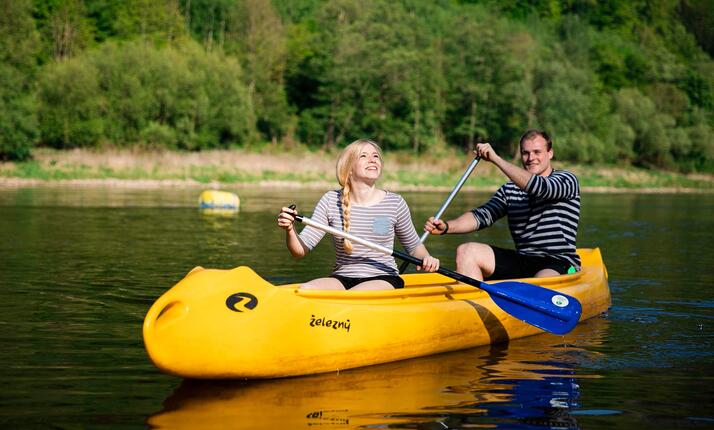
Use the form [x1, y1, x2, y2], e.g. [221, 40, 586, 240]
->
[148, 317, 609, 429]
[2, 186, 711, 428]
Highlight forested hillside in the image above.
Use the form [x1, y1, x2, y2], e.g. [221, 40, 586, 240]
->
[1, 0, 712, 172]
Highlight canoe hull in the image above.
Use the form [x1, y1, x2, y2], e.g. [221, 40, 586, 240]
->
[143, 248, 610, 379]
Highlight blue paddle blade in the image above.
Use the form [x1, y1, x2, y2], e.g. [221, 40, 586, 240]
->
[487, 281, 582, 335]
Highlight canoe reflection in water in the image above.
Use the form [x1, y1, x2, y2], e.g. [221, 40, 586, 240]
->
[148, 316, 608, 429]
[429, 357, 581, 429]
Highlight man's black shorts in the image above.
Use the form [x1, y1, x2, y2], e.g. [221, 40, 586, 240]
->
[330, 274, 405, 290]
[488, 246, 573, 280]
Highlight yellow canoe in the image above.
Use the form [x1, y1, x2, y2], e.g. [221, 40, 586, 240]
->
[143, 248, 610, 379]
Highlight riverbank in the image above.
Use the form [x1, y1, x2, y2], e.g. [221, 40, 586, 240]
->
[1, 147, 713, 192]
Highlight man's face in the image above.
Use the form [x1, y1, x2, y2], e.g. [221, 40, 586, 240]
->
[520, 136, 553, 176]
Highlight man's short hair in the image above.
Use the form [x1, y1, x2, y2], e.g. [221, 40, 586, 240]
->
[519, 129, 552, 150]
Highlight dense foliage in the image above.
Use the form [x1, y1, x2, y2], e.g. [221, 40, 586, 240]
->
[0, 0, 712, 172]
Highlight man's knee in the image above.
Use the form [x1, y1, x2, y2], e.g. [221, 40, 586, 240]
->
[534, 268, 559, 278]
[456, 242, 487, 262]
[456, 243, 495, 276]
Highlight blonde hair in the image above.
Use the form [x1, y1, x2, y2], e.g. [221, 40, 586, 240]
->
[335, 139, 383, 254]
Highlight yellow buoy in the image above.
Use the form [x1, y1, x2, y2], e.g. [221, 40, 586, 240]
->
[198, 190, 240, 212]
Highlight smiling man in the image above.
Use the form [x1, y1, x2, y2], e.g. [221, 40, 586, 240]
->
[424, 129, 581, 281]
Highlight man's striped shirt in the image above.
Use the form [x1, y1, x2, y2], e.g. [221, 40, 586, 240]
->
[471, 169, 581, 268]
[299, 190, 421, 277]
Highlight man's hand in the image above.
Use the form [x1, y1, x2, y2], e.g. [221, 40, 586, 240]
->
[424, 217, 448, 235]
[474, 142, 501, 163]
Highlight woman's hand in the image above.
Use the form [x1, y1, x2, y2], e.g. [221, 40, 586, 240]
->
[417, 255, 440, 272]
[277, 206, 297, 231]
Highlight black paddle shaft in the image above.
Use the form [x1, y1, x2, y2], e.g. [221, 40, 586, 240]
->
[393, 249, 484, 288]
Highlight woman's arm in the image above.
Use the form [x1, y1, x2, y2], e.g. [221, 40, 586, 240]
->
[277, 206, 310, 258]
[392, 195, 439, 272]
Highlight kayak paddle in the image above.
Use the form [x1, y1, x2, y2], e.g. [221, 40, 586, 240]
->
[399, 156, 480, 274]
[292, 210, 582, 335]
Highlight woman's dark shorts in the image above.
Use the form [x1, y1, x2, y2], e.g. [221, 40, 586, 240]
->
[488, 246, 573, 280]
[330, 274, 405, 290]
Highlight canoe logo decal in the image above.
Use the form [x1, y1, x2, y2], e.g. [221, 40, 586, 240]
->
[226, 292, 258, 312]
[551, 294, 569, 308]
[306, 410, 349, 425]
[310, 314, 351, 332]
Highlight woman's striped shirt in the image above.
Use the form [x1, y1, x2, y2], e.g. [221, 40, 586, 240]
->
[471, 170, 581, 268]
[298, 190, 421, 277]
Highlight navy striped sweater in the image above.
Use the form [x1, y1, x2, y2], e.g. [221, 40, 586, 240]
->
[471, 169, 581, 268]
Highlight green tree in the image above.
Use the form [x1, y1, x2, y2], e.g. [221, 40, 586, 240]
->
[37, 39, 256, 150]
[686, 116, 714, 171]
[442, 8, 533, 156]
[615, 88, 674, 167]
[0, 0, 40, 160]
[179, 0, 233, 49]
[532, 57, 612, 162]
[84, 0, 123, 42]
[680, 0, 714, 56]
[223, 0, 291, 142]
[481, 0, 563, 20]
[0, 66, 39, 161]
[10, 0, 713, 172]
[293, 0, 449, 151]
[32, 0, 94, 62]
[182, 0, 293, 142]
[566, 0, 641, 30]
[114, 0, 185, 42]
[37, 57, 104, 148]
[49, 0, 93, 60]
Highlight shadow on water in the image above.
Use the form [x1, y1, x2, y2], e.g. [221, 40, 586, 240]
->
[147, 317, 612, 429]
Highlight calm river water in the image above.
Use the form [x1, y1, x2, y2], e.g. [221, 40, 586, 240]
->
[0, 185, 712, 429]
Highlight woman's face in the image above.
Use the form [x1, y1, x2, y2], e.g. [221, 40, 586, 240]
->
[351, 144, 382, 183]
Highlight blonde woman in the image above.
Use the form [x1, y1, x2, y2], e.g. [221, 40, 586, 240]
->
[277, 139, 439, 290]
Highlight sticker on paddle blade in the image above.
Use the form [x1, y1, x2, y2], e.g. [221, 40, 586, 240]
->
[551, 294, 570, 308]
